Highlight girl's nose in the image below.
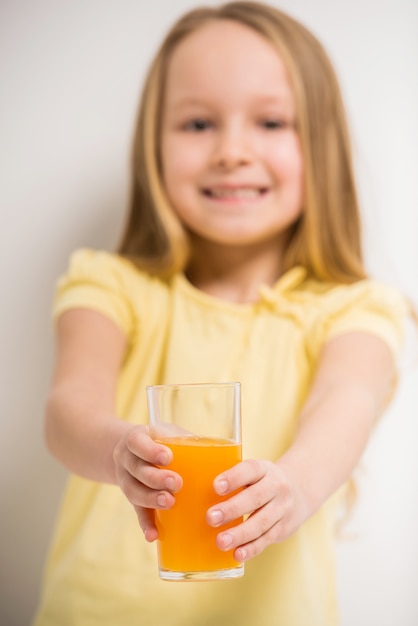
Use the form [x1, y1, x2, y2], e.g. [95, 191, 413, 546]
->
[211, 127, 252, 170]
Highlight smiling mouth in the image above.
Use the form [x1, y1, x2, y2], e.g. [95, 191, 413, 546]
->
[203, 187, 268, 199]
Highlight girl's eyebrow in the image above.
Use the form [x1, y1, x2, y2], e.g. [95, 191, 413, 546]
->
[168, 93, 292, 111]
[168, 97, 212, 111]
[253, 93, 294, 107]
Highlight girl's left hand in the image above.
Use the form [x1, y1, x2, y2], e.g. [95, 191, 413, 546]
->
[206, 459, 309, 563]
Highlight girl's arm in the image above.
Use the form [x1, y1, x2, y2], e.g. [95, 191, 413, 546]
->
[45, 309, 182, 537]
[45, 308, 128, 483]
[207, 331, 396, 562]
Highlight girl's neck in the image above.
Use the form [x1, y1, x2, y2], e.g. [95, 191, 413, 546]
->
[185, 237, 286, 304]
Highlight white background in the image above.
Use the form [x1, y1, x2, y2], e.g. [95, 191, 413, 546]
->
[1, 1, 417, 624]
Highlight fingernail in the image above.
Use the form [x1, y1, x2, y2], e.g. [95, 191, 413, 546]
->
[144, 527, 156, 542]
[237, 547, 247, 561]
[219, 533, 233, 550]
[215, 479, 228, 495]
[208, 509, 223, 526]
[157, 450, 170, 466]
[156, 493, 167, 508]
[164, 476, 176, 492]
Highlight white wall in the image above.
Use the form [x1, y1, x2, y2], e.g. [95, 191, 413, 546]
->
[1, 1, 417, 624]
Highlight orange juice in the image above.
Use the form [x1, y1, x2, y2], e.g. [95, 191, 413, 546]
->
[156, 436, 242, 573]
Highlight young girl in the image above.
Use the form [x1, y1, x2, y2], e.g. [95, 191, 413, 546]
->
[33, 2, 408, 625]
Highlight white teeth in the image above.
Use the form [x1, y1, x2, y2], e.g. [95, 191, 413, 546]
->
[208, 188, 262, 199]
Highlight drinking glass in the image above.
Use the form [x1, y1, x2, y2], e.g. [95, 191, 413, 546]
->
[146, 382, 244, 581]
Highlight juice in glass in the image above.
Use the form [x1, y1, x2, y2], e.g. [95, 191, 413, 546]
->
[156, 436, 243, 579]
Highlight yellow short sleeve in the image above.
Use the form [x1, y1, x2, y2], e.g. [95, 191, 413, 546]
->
[307, 280, 408, 362]
[52, 248, 136, 340]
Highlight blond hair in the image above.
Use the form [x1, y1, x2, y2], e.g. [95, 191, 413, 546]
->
[118, 1, 366, 283]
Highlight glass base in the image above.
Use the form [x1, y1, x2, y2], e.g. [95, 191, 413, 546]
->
[159, 564, 244, 582]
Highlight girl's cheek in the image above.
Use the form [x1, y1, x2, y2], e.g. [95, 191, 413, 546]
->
[270, 143, 303, 176]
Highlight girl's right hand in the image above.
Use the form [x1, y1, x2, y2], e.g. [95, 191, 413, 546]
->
[112, 425, 183, 542]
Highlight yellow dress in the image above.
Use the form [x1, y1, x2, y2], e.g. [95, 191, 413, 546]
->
[33, 249, 406, 626]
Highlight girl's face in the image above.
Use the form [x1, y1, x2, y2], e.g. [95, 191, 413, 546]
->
[160, 20, 303, 254]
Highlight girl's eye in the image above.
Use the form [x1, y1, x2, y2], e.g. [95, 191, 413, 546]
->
[260, 119, 288, 130]
[184, 118, 212, 132]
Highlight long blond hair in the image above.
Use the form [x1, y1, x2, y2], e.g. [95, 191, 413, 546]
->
[118, 1, 366, 283]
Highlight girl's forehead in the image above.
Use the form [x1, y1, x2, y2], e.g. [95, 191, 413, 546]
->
[163, 19, 294, 109]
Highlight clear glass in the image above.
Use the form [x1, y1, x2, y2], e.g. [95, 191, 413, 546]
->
[146, 382, 244, 581]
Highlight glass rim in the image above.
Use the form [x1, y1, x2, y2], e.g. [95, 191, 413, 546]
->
[146, 381, 240, 391]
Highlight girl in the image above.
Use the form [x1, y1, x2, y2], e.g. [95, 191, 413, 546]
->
[33, 2, 408, 625]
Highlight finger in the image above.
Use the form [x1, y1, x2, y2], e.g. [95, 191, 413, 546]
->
[120, 471, 177, 510]
[233, 519, 287, 562]
[216, 501, 287, 558]
[126, 428, 173, 466]
[135, 506, 159, 542]
[126, 452, 182, 493]
[206, 487, 265, 529]
[213, 459, 266, 495]
[208, 467, 279, 528]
